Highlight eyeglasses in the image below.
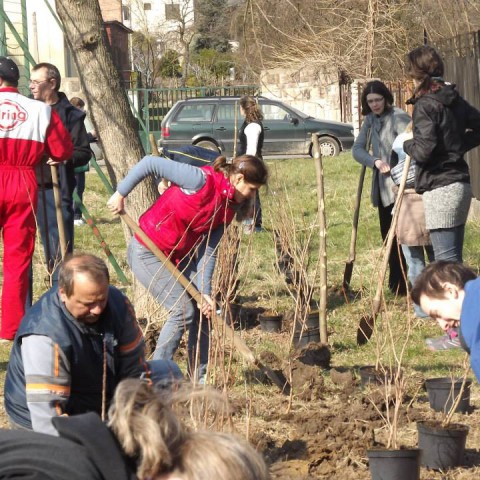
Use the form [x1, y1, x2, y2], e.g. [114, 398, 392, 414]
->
[29, 79, 50, 87]
[367, 97, 384, 105]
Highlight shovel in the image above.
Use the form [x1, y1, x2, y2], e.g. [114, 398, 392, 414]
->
[356, 155, 411, 345]
[342, 128, 372, 293]
[342, 165, 366, 292]
[119, 212, 290, 394]
[51, 164, 68, 259]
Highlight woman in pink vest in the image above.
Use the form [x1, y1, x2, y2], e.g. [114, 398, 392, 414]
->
[107, 154, 268, 383]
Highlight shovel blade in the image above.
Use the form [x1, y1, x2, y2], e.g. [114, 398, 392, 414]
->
[342, 261, 354, 291]
[256, 361, 290, 395]
[357, 315, 375, 346]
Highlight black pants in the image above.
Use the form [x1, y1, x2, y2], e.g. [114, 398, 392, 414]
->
[378, 202, 407, 295]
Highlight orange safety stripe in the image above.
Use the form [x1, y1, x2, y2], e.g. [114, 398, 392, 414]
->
[54, 343, 59, 377]
[26, 383, 70, 395]
[118, 328, 143, 353]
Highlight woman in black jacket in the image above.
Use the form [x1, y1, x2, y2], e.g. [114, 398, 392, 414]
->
[403, 45, 480, 263]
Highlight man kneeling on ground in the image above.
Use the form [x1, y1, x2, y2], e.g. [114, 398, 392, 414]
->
[4, 253, 182, 435]
[411, 261, 480, 378]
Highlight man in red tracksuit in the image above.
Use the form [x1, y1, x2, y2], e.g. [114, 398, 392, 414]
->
[0, 57, 73, 341]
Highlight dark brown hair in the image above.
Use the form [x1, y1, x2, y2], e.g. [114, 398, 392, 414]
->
[406, 45, 444, 95]
[240, 96, 263, 123]
[360, 80, 394, 116]
[32, 62, 61, 91]
[411, 261, 476, 305]
[59, 253, 110, 297]
[213, 154, 268, 186]
[70, 96, 85, 109]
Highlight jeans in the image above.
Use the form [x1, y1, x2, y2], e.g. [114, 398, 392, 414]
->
[401, 244, 434, 317]
[25, 188, 74, 308]
[429, 225, 465, 263]
[148, 359, 183, 385]
[127, 238, 209, 380]
[73, 172, 85, 220]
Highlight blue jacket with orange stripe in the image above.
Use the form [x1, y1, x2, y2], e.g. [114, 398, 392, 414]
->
[4, 285, 148, 432]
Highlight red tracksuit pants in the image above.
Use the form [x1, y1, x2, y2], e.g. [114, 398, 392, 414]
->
[0, 168, 37, 339]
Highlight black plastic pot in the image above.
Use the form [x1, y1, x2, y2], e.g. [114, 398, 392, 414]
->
[293, 327, 320, 347]
[367, 448, 421, 480]
[294, 311, 319, 331]
[417, 421, 469, 470]
[258, 314, 282, 333]
[425, 377, 472, 414]
[293, 311, 321, 347]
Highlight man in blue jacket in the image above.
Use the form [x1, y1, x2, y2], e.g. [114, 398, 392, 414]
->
[5, 253, 182, 435]
[411, 261, 480, 378]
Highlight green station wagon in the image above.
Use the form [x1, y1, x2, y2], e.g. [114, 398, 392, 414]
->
[159, 96, 354, 157]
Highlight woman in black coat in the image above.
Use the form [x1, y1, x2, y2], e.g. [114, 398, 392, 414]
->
[403, 45, 480, 263]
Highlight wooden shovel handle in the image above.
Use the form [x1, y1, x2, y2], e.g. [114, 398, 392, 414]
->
[371, 155, 412, 314]
[51, 165, 67, 259]
[347, 165, 366, 263]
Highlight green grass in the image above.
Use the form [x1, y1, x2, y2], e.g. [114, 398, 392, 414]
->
[236, 152, 476, 379]
[2, 152, 479, 398]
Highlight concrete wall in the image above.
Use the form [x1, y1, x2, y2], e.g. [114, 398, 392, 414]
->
[25, 0, 65, 74]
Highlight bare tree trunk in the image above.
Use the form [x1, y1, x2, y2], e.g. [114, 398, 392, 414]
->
[312, 134, 328, 344]
[364, 0, 378, 78]
[55, 0, 159, 317]
[55, 0, 157, 223]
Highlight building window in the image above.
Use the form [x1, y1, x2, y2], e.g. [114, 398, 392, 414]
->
[165, 3, 180, 20]
[144, 2, 152, 10]
[122, 6, 130, 21]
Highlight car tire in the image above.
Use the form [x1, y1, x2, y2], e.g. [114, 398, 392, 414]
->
[317, 136, 340, 157]
[195, 140, 221, 153]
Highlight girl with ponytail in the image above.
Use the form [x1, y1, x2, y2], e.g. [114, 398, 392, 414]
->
[107, 153, 268, 382]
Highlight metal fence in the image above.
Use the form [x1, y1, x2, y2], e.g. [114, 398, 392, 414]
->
[436, 31, 480, 199]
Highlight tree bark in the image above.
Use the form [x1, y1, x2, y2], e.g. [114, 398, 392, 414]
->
[55, 0, 159, 320]
[55, 0, 157, 224]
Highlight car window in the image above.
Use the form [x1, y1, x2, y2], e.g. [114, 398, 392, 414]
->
[175, 104, 215, 122]
[217, 103, 240, 121]
[262, 103, 294, 121]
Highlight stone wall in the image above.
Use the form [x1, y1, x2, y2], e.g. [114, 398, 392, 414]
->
[260, 67, 343, 122]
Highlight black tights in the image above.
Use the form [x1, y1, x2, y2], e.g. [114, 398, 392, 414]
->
[378, 203, 408, 295]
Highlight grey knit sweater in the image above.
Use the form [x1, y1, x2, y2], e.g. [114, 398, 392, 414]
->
[352, 107, 411, 207]
[423, 182, 472, 229]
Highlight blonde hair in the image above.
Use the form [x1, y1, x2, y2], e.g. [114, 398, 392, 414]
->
[171, 430, 271, 480]
[108, 379, 270, 480]
[108, 379, 186, 479]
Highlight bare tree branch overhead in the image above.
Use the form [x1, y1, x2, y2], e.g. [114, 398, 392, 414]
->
[238, 0, 480, 81]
